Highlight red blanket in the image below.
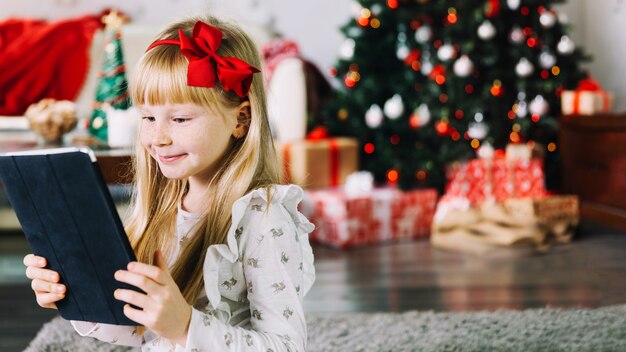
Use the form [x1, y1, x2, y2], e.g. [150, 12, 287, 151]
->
[0, 15, 103, 115]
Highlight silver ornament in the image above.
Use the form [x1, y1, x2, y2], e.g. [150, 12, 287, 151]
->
[365, 104, 384, 128]
[384, 94, 404, 120]
[437, 44, 455, 61]
[453, 55, 473, 77]
[509, 26, 525, 44]
[396, 45, 410, 60]
[557, 36, 575, 55]
[415, 104, 431, 126]
[468, 122, 489, 140]
[339, 38, 355, 59]
[477, 20, 496, 40]
[540, 12, 556, 28]
[507, 0, 520, 10]
[529, 95, 549, 116]
[415, 25, 433, 43]
[515, 58, 534, 77]
[539, 51, 557, 69]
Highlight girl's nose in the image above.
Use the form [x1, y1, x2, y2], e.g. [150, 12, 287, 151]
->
[153, 122, 172, 146]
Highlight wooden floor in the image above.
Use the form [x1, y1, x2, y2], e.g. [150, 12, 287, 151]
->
[1, 220, 625, 351]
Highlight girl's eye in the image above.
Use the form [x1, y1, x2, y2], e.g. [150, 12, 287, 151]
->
[142, 116, 155, 122]
[173, 117, 189, 124]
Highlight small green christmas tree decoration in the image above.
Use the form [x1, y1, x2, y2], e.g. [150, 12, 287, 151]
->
[328, 0, 589, 191]
[89, 10, 130, 142]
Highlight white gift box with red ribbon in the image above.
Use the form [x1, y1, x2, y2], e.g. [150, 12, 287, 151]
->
[300, 187, 438, 248]
[561, 78, 613, 115]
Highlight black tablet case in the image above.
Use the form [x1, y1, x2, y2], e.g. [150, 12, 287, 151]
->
[0, 149, 139, 326]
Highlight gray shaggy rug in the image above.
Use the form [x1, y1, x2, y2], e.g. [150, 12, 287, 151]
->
[25, 305, 626, 352]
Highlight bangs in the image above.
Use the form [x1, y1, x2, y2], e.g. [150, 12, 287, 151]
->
[130, 46, 224, 110]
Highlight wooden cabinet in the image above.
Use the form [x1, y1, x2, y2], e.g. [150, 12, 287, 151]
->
[559, 113, 626, 231]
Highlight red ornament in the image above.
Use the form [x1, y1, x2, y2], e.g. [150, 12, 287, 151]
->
[428, 64, 446, 80]
[387, 169, 399, 183]
[435, 121, 449, 135]
[403, 49, 421, 66]
[485, 0, 501, 17]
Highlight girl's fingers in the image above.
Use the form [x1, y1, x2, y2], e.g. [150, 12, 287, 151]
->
[126, 261, 169, 285]
[25, 266, 60, 283]
[35, 292, 63, 309]
[122, 304, 146, 326]
[114, 289, 151, 310]
[23, 254, 46, 268]
[31, 279, 66, 294]
[115, 270, 159, 294]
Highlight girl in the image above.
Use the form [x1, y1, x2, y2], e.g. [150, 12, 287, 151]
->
[23, 14, 315, 351]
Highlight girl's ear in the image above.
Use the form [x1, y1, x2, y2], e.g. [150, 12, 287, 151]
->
[232, 101, 251, 139]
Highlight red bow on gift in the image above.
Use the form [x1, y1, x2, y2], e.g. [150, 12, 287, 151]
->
[146, 21, 260, 98]
[577, 77, 602, 91]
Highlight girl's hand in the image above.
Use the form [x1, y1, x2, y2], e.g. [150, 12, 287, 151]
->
[113, 250, 191, 347]
[23, 254, 66, 309]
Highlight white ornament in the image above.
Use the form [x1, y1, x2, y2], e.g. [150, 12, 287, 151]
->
[515, 58, 534, 77]
[529, 95, 549, 116]
[415, 25, 433, 43]
[516, 99, 528, 118]
[509, 26, 525, 44]
[421, 60, 433, 75]
[477, 142, 495, 159]
[539, 51, 557, 69]
[396, 45, 410, 60]
[468, 122, 489, 140]
[557, 36, 575, 55]
[437, 44, 455, 61]
[384, 94, 404, 120]
[507, 0, 520, 10]
[371, 4, 383, 16]
[540, 12, 556, 28]
[414, 104, 431, 126]
[477, 20, 496, 40]
[453, 55, 473, 77]
[474, 112, 484, 122]
[339, 38, 356, 59]
[365, 104, 384, 128]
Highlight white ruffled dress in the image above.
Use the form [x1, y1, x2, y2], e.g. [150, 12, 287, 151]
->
[71, 184, 316, 351]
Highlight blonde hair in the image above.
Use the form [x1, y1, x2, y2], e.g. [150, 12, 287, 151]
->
[126, 15, 280, 304]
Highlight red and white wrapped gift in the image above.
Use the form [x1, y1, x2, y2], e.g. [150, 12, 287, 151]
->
[445, 157, 546, 206]
[561, 78, 613, 116]
[300, 186, 438, 248]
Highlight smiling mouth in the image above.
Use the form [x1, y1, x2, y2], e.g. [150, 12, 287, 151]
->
[157, 154, 187, 164]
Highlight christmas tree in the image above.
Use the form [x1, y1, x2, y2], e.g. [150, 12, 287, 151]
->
[89, 10, 131, 142]
[327, 0, 589, 191]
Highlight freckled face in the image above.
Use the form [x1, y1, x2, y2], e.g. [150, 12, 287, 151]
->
[139, 103, 235, 185]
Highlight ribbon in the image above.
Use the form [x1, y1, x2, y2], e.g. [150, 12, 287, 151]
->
[572, 77, 611, 114]
[146, 21, 259, 98]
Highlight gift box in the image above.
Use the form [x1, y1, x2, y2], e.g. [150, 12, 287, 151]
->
[561, 78, 613, 115]
[430, 194, 579, 256]
[300, 187, 438, 248]
[503, 195, 579, 243]
[445, 157, 546, 206]
[277, 137, 359, 189]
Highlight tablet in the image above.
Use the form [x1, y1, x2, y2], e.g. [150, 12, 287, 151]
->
[0, 147, 139, 326]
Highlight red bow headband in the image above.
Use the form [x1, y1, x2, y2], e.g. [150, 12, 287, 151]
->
[146, 21, 260, 98]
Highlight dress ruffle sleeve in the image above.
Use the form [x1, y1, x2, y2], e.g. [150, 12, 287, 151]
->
[179, 184, 316, 351]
